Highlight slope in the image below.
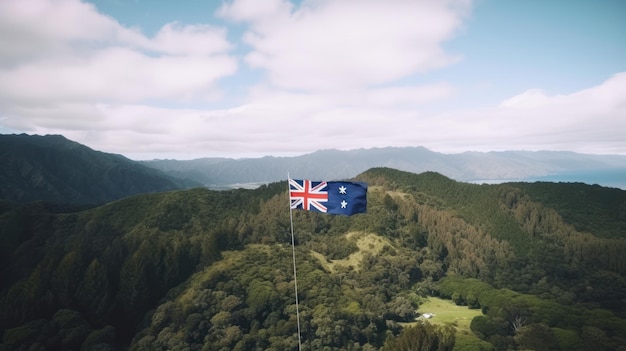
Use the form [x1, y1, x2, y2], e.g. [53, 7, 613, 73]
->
[1, 168, 625, 350]
[0, 134, 200, 205]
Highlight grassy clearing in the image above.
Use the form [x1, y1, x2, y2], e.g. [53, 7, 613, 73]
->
[310, 250, 334, 272]
[400, 297, 489, 351]
[310, 232, 392, 273]
[406, 297, 483, 332]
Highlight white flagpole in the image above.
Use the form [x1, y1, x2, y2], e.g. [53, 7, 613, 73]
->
[288, 173, 303, 351]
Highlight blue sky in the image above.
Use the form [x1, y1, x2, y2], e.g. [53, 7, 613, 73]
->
[0, 0, 624, 159]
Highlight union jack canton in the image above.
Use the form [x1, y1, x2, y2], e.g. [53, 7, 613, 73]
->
[289, 179, 329, 212]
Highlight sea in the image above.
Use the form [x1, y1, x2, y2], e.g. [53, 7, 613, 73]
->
[471, 168, 626, 190]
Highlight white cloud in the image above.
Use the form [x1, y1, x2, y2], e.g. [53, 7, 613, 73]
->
[0, 0, 237, 108]
[0, 0, 144, 64]
[431, 73, 626, 154]
[5, 73, 624, 159]
[0, 48, 236, 104]
[148, 22, 233, 56]
[1, 0, 624, 159]
[364, 84, 454, 106]
[219, 0, 470, 91]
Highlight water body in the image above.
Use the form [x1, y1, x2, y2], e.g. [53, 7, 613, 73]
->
[472, 168, 626, 190]
[525, 168, 626, 190]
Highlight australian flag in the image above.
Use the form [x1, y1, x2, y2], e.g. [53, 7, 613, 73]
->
[289, 179, 367, 216]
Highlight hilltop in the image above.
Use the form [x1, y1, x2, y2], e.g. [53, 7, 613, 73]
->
[0, 134, 199, 205]
[1, 168, 625, 350]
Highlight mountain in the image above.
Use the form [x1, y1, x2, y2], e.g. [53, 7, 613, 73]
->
[0, 134, 200, 205]
[141, 147, 626, 189]
[1, 168, 625, 350]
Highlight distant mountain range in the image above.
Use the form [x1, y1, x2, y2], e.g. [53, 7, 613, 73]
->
[0, 134, 199, 204]
[141, 147, 626, 190]
[2, 133, 626, 206]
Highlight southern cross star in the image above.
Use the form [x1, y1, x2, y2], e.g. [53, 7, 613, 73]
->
[339, 186, 347, 194]
[341, 200, 348, 208]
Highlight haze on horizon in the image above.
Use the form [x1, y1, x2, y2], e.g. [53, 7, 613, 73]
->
[0, 0, 624, 160]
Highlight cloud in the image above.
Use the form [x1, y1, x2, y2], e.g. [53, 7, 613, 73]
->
[363, 84, 455, 106]
[432, 72, 626, 154]
[4, 72, 624, 159]
[0, 0, 143, 64]
[73, 73, 626, 157]
[1, 0, 623, 159]
[149, 22, 233, 56]
[219, 0, 470, 91]
[0, 0, 237, 108]
[0, 48, 236, 104]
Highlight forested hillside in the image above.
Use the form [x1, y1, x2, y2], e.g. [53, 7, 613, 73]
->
[0, 134, 199, 204]
[1, 168, 625, 350]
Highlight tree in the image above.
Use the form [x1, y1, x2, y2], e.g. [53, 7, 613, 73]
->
[382, 322, 455, 351]
[386, 296, 416, 322]
[471, 316, 498, 340]
[513, 323, 558, 351]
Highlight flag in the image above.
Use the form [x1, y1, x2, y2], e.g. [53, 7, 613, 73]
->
[289, 179, 367, 216]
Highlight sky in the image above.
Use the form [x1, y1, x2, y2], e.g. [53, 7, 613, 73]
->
[0, 0, 625, 160]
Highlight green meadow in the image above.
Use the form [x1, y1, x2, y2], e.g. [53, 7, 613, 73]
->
[400, 297, 493, 351]
[414, 296, 483, 331]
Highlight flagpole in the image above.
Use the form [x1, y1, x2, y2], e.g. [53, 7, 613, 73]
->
[288, 173, 303, 351]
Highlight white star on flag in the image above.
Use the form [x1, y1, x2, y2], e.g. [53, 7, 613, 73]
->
[339, 186, 347, 194]
[341, 200, 348, 208]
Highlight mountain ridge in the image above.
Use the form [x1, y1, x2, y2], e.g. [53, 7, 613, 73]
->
[3, 133, 626, 207]
[142, 146, 626, 189]
[0, 133, 200, 205]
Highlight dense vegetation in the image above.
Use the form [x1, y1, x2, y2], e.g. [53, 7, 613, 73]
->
[1, 168, 625, 350]
[0, 134, 198, 204]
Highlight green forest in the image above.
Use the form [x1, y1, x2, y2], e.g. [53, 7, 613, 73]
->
[1, 168, 625, 350]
